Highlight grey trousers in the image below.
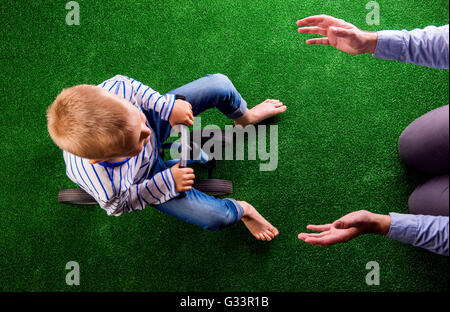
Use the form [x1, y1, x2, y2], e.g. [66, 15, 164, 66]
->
[398, 105, 449, 216]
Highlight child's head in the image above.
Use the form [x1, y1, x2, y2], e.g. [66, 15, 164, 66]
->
[47, 85, 151, 162]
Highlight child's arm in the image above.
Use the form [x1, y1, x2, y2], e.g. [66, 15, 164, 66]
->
[97, 168, 178, 216]
[130, 78, 176, 121]
[102, 163, 194, 216]
[100, 75, 194, 126]
[99, 75, 176, 121]
[122, 168, 179, 214]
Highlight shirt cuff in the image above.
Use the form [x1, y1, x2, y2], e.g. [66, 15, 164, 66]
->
[372, 30, 406, 61]
[386, 212, 418, 245]
[164, 168, 180, 199]
[162, 93, 176, 121]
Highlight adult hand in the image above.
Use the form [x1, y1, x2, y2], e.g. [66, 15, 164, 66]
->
[296, 15, 378, 55]
[170, 162, 195, 192]
[298, 210, 391, 246]
[169, 99, 194, 127]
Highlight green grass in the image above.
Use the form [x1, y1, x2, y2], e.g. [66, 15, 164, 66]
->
[0, 0, 448, 292]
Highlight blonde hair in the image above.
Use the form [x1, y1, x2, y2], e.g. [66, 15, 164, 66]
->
[47, 84, 135, 159]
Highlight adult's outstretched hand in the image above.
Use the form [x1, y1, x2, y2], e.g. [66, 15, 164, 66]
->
[298, 210, 391, 246]
[296, 15, 378, 55]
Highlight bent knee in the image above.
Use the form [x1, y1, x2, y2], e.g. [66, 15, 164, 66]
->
[209, 73, 231, 83]
[207, 73, 233, 89]
[398, 128, 449, 174]
[408, 175, 450, 216]
[398, 126, 415, 164]
[408, 188, 424, 215]
[398, 106, 449, 173]
[203, 73, 235, 102]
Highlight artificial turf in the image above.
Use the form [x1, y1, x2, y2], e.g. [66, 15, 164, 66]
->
[0, 0, 448, 292]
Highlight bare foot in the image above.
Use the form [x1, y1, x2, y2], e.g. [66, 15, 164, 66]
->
[234, 99, 287, 127]
[238, 201, 279, 241]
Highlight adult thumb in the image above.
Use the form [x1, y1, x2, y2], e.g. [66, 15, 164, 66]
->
[333, 219, 354, 229]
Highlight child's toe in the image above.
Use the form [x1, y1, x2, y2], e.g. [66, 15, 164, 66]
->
[270, 227, 279, 236]
[263, 232, 272, 241]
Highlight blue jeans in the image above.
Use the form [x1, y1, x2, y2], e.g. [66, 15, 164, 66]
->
[143, 73, 247, 232]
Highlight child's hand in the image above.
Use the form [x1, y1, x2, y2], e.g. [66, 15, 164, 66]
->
[170, 162, 195, 192]
[169, 99, 194, 127]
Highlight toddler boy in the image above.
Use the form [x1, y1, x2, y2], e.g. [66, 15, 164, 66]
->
[47, 73, 286, 241]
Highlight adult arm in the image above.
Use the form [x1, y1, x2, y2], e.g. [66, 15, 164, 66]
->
[298, 210, 449, 256]
[296, 15, 449, 69]
[387, 213, 449, 256]
[374, 25, 449, 69]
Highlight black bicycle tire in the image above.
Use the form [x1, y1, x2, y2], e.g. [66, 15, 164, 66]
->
[58, 188, 98, 205]
[190, 129, 233, 146]
[59, 178, 233, 205]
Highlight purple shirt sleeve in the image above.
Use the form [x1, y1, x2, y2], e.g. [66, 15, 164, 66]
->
[373, 25, 449, 69]
[387, 212, 449, 256]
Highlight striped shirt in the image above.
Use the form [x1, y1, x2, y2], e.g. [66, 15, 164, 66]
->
[63, 75, 179, 216]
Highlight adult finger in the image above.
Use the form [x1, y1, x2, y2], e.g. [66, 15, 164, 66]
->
[302, 231, 330, 238]
[306, 224, 331, 232]
[296, 15, 338, 27]
[297, 26, 327, 36]
[302, 237, 326, 246]
[333, 211, 367, 229]
[334, 218, 360, 230]
[304, 237, 336, 246]
[310, 231, 357, 246]
[306, 38, 330, 45]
